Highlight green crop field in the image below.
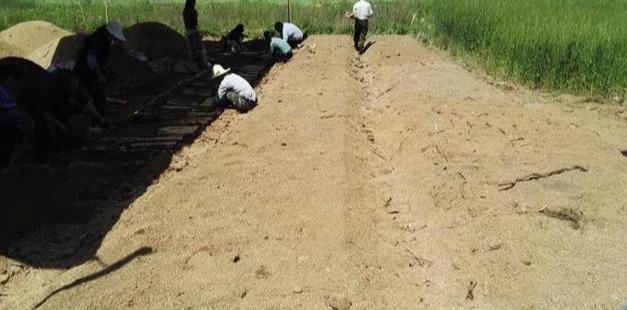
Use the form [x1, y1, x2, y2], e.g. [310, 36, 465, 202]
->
[2, 0, 626, 97]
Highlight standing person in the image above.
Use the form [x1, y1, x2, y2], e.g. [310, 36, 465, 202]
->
[183, 0, 209, 68]
[274, 22, 306, 49]
[264, 31, 293, 62]
[349, 0, 373, 54]
[0, 65, 22, 167]
[73, 21, 126, 117]
[211, 65, 257, 113]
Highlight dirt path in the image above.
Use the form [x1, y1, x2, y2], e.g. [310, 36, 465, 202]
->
[2, 35, 627, 309]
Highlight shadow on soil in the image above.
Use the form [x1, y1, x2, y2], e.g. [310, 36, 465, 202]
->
[360, 40, 376, 55]
[33, 246, 153, 309]
[0, 38, 274, 269]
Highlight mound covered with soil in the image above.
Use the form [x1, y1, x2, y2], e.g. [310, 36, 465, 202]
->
[0, 40, 20, 58]
[123, 22, 192, 61]
[26, 33, 87, 69]
[0, 21, 70, 57]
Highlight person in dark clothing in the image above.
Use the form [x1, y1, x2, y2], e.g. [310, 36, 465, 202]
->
[73, 21, 126, 117]
[183, 0, 209, 68]
[0, 65, 22, 167]
[224, 24, 245, 54]
[1, 57, 105, 161]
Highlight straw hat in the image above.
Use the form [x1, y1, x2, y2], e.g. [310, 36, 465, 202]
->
[106, 21, 126, 42]
[211, 64, 231, 79]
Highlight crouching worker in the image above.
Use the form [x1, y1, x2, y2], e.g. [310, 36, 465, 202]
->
[73, 21, 126, 117]
[274, 22, 306, 49]
[224, 24, 245, 54]
[264, 31, 292, 63]
[211, 65, 257, 113]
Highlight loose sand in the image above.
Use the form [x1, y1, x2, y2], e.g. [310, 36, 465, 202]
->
[1, 35, 627, 309]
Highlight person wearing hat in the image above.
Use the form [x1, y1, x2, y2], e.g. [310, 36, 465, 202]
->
[183, 0, 210, 68]
[264, 31, 293, 63]
[274, 22, 306, 49]
[211, 65, 257, 113]
[73, 20, 126, 117]
[348, 0, 373, 54]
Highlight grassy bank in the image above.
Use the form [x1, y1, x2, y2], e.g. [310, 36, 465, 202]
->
[420, 0, 627, 95]
[2, 0, 626, 96]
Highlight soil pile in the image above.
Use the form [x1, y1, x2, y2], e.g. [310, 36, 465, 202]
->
[26, 33, 87, 69]
[123, 22, 191, 61]
[0, 21, 70, 57]
[0, 40, 20, 58]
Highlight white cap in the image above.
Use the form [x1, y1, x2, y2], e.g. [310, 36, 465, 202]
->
[106, 21, 126, 42]
[211, 64, 231, 79]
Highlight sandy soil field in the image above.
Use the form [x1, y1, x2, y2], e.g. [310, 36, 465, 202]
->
[2, 35, 627, 309]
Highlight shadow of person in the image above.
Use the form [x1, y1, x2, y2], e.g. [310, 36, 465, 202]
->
[360, 41, 376, 55]
[621, 149, 627, 157]
[0, 33, 276, 273]
[33, 247, 153, 309]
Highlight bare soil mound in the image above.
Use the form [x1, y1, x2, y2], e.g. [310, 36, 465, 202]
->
[123, 22, 191, 61]
[0, 21, 70, 57]
[27, 33, 87, 69]
[108, 44, 155, 80]
[0, 40, 20, 58]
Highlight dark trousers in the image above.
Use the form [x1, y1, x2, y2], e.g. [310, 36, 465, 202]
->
[187, 31, 209, 65]
[274, 50, 293, 63]
[0, 125, 15, 167]
[83, 76, 106, 116]
[287, 40, 301, 49]
[287, 33, 307, 49]
[354, 19, 369, 52]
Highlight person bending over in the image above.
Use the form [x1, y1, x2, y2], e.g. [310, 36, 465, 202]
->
[274, 22, 306, 49]
[73, 21, 126, 116]
[210, 65, 257, 113]
[225, 24, 246, 54]
[264, 31, 293, 63]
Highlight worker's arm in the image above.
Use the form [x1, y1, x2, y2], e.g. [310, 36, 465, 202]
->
[43, 113, 68, 134]
[217, 82, 230, 100]
[71, 91, 106, 126]
[86, 53, 107, 84]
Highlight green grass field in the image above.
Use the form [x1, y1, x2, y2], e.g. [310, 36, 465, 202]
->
[1, 0, 626, 97]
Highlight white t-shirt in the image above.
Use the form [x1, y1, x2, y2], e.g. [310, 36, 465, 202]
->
[282, 23, 304, 42]
[353, 0, 373, 21]
[218, 73, 257, 102]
